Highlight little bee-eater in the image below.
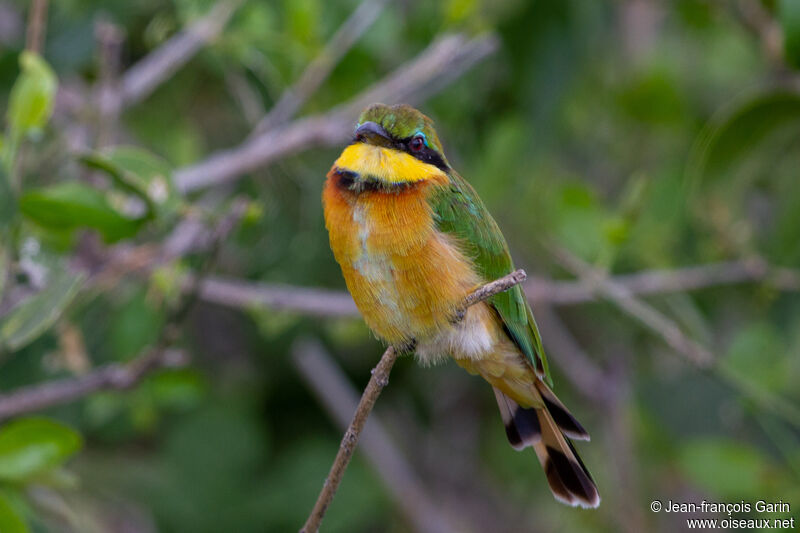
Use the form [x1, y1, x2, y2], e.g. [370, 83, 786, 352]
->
[323, 104, 599, 508]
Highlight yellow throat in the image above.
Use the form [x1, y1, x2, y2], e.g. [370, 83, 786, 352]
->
[333, 143, 444, 184]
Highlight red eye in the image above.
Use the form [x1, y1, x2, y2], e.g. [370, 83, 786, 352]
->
[409, 135, 424, 152]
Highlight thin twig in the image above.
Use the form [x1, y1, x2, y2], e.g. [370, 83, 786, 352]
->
[299, 269, 527, 533]
[174, 33, 499, 193]
[119, 0, 241, 109]
[292, 339, 463, 533]
[300, 345, 398, 533]
[549, 245, 714, 367]
[250, 0, 390, 135]
[224, 69, 265, 126]
[25, 0, 48, 54]
[95, 19, 125, 147]
[464, 269, 527, 307]
[734, 0, 784, 67]
[549, 246, 800, 428]
[0, 349, 187, 421]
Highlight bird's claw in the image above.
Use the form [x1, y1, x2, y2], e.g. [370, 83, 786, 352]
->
[450, 307, 466, 325]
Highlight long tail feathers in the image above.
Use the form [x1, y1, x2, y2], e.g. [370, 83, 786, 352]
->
[534, 380, 590, 441]
[493, 386, 600, 508]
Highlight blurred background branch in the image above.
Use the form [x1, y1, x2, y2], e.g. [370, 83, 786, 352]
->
[192, 257, 800, 317]
[25, 0, 47, 53]
[0, 348, 189, 421]
[250, 0, 390, 135]
[174, 33, 500, 192]
[116, 0, 243, 113]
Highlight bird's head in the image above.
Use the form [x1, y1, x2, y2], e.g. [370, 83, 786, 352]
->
[331, 103, 450, 190]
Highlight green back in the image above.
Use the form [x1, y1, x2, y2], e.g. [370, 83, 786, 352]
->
[429, 171, 551, 383]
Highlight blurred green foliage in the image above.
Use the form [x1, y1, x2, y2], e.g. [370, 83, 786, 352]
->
[0, 0, 799, 531]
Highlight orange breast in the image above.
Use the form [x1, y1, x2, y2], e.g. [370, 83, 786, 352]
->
[322, 169, 481, 344]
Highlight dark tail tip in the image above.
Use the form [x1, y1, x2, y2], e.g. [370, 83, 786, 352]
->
[506, 404, 541, 450]
[494, 388, 541, 450]
[543, 443, 600, 508]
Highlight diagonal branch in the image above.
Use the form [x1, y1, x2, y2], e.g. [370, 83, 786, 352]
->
[119, 0, 242, 109]
[0, 349, 187, 421]
[250, 0, 390, 135]
[299, 269, 526, 533]
[548, 245, 714, 367]
[79, 0, 241, 121]
[174, 33, 499, 193]
[293, 339, 463, 533]
[549, 245, 800, 428]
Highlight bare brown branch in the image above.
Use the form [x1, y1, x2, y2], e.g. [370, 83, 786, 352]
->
[25, 0, 48, 54]
[299, 269, 527, 533]
[293, 339, 463, 533]
[299, 345, 397, 533]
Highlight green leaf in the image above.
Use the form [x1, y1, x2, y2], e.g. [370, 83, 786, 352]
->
[6, 52, 57, 138]
[19, 182, 146, 243]
[80, 146, 179, 220]
[0, 418, 82, 482]
[0, 490, 29, 533]
[0, 269, 85, 352]
[108, 290, 165, 361]
[553, 182, 608, 259]
[686, 91, 800, 184]
[147, 369, 205, 411]
[780, 0, 800, 69]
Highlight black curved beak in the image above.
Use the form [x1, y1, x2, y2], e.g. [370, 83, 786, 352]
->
[354, 121, 392, 147]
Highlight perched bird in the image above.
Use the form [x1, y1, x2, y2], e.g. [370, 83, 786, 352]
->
[322, 103, 599, 508]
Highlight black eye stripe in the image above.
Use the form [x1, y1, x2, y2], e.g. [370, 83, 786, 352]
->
[416, 150, 447, 170]
[349, 131, 449, 171]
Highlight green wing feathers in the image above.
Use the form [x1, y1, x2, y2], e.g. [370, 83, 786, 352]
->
[430, 172, 551, 383]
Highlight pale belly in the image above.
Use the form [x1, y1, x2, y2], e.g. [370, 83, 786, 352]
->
[333, 199, 496, 364]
